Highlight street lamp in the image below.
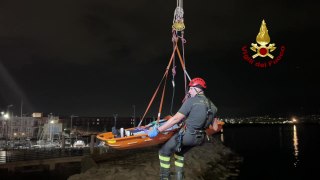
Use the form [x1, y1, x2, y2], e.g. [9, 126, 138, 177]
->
[6, 105, 14, 140]
[3, 113, 10, 148]
[3, 113, 9, 120]
[50, 120, 54, 143]
[7, 104, 13, 117]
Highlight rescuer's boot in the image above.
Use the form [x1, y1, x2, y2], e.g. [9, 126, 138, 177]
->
[174, 154, 184, 180]
[159, 154, 171, 180]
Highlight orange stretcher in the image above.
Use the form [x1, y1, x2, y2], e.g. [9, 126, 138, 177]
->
[96, 118, 224, 150]
[96, 127, 179, 150]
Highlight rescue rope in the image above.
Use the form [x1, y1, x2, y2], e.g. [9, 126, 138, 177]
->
[170, 33, 177, 115]
[158, 70, 169, 120]
[138, 0, 192, 127]
[138, 38, 189, 127]
[181, 31, 189, 94]
[170, 0, 188, 114]
[157, 40, 190, 124]
[176, 43, 191, 81]
[137, 42, 179, 127]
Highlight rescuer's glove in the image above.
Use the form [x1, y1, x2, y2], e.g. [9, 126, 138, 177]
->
[148, 125, 160, 138]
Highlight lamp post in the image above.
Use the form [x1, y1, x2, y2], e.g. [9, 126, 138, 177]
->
[3, 113, 9, 120]
[7, 104, 13, 117]
[50, 120, 54, 143]
[6, 105, 13, 140]
[3, 113, 9, 148]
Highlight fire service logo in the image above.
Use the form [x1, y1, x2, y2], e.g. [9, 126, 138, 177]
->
[242, 20, 285, 68]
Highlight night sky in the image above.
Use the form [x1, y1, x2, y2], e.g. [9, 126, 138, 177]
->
[0, 0, 319, 118]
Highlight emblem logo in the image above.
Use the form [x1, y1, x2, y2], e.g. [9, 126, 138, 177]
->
[251, 20, 276, 59]
[242, 20, 285, 68]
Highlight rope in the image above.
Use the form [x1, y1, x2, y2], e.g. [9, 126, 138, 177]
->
[157, 71, 169, 121]
[170, 54, 176, 114]
[181, 31, 188, 94]
[138, 42, 178, 127]
[138, 0, 190, 127]
[170, 30, 179, 115]
[176, 44, 191, 81]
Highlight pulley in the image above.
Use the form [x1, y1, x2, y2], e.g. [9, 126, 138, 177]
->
[172, 1, 185, 31]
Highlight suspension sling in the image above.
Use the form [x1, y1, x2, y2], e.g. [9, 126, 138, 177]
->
[137, 41, 178, 127]
[137, 35, 191, 127]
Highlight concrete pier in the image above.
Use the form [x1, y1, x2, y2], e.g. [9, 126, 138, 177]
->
[0, 156, 84, 172]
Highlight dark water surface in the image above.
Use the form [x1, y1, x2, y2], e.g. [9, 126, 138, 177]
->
[222, 124, 320, 180]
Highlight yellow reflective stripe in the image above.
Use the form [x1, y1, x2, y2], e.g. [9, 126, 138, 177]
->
[160, 162, 170, 168]
[175, 161, 184, 167]
[159, 155, 170, 161]
[107, 139, 116, 144]
[174, 154, 184, 161]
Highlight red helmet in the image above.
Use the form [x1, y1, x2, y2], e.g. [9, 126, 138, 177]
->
[189, 77, 207, 89]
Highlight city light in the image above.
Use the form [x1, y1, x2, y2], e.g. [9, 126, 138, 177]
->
[291, 117, 298, 124]
[3, 113, 9, 119]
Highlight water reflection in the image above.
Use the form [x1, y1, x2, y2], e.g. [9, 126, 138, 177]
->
[292, 125, 299, 167]
[0, 151, 6, 163]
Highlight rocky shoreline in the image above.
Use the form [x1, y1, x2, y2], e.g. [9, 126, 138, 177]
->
[68, 137, 242, 180]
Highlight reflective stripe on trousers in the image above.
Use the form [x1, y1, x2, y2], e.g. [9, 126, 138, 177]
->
[159, 154, 171, 180]
[174, 153, 184, 170]
[159, 154, 171, 169]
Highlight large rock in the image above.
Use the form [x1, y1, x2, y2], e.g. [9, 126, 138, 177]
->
[68, 137, 241, 180]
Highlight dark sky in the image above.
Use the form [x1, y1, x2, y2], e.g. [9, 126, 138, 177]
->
[0, 0, 319, 118]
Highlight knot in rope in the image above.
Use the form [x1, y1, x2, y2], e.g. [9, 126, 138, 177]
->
[172, 31, 179, 43]
[172, 66, 177, 76]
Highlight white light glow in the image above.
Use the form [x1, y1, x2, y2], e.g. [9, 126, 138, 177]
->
[3, 113, 9, 119]
[292, 118, 297, 122]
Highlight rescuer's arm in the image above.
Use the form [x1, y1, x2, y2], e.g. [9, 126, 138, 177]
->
[157, 112, 185, 132]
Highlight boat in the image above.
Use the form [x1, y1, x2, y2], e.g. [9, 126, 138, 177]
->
[32, 140, 61, 148]
[73, 140, 86, 148]
[33, 115, 63, 148]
